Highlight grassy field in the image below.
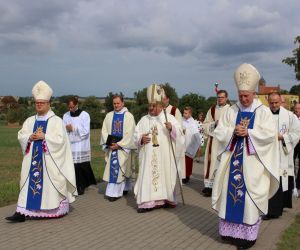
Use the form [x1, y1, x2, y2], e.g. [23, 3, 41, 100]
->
[0, 123, 105, 207]
[277, 213, 300, 250]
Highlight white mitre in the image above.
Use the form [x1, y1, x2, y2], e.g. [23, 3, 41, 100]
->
[234, 63, 260, 91]
[32, 80, 53, 101]
[147, 83, 165, 104]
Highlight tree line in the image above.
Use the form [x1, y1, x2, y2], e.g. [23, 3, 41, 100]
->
[1, 83, 220, 128]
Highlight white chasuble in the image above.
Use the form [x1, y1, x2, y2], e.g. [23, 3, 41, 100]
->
[134, 111, 184, 205]
[203, 104, 230, 188]
[17, 110, 77, 210]
[100, 108, 136, 183]
[212, 99, 279, 225]
[275, 107, 300, 191]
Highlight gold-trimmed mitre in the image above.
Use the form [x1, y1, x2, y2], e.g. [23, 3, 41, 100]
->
[32, 80, 53, 101]
[234, 63, 260, 91]
[147, 83, 165, 104]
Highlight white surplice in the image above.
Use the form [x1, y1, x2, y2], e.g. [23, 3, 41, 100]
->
[182, 117, 201, 158]
[63, 110, 91, 163]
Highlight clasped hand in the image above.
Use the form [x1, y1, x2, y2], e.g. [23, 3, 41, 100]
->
[109, 143, 119, 150]
[164, 122, 172, 131]
[66, 124, 73, 132]
[142, 133, 151, 145]
[234, 124, 248, 137]
[30, 131, 45, 141]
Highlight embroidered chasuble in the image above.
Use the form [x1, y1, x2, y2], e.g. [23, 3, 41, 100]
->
[26, 120, 48, 210]
[225, 111, 255, 224]
[109, 113, 125, 183]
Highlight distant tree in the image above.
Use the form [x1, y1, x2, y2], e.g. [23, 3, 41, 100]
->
[131, 88, 148, 122]
[162, 83, 179, 106]
[205, 96, 218, 109]
[179, 93, 207, 118]
[81, 96, 104, 129]
[290, 84, 300, 95]
[57, 95, 76, 104]
[52, 102, 68, 118]
[282, 36, 300, 81]
[6, 108, 20, 124]
[279, 89, 290, 95]
[104, 92, 124, 112]
[19, 106, 35, 124]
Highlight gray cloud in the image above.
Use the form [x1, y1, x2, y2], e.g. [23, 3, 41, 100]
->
[0, 0, 299, 97]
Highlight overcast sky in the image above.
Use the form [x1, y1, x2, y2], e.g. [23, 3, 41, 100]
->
[0, 0, 299, 99]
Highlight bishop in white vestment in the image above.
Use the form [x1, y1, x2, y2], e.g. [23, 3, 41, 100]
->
[6, 81, 77, 223]
[212, 64, 279, 249]
[134, 84, 184, 213]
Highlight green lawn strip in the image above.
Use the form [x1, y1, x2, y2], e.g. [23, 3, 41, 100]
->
[276, 213, 300, 250]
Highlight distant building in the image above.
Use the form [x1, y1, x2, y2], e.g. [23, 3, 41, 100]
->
[257, 78, 299, 110]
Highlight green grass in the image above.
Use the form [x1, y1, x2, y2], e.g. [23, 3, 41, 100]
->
[277, 213, 300, 250]
[0, 124, 105, 207]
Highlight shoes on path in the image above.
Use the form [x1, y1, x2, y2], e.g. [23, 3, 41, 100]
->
[5, 212, 25, 223]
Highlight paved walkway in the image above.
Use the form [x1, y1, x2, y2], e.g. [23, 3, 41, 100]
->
[1, 160, 299, 250]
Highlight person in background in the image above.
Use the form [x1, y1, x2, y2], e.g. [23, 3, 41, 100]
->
[182, 107, 201, 184]
[202, 90, 230, 197]
[163, 90, 186, 181]
[263, 93, 300, 220]
[293, 103, 300, 189]
[63, 96, 97, 195]
[100, 94, 136, 202]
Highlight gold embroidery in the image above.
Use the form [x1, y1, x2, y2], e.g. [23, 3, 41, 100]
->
[238, 71, 251, 88]
[35, 125, 44, 133]
[113, 119, 123, 134]
[151, 150, 159, 192]
[240, 117, 250, 128]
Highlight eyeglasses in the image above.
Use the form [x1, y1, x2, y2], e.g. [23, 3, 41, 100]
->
[217, 96, 226, 99]
[35, 101, 49, 105]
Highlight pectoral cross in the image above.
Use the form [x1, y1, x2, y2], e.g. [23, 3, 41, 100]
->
[283, 170, 288, 177]
[36, 125, 44, 133]
[240, 117, 250, 128]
